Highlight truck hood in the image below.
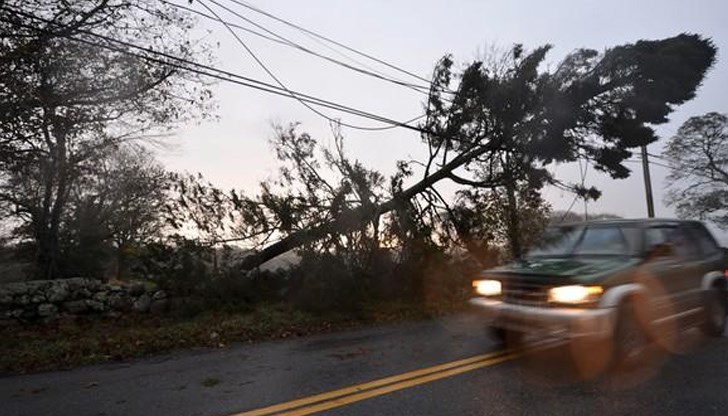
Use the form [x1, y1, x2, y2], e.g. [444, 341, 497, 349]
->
[486, 256, 642, 284]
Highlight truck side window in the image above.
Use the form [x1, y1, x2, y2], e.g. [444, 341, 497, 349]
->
[645, 227, 674, 257]
[668, 226, 700, 260]
[689, 223, 720, 256]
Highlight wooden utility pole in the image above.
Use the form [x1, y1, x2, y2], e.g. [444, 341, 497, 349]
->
[641, 145, 655, 218]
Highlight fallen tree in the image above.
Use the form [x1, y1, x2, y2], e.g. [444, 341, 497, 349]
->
[170, 34, 716, 271]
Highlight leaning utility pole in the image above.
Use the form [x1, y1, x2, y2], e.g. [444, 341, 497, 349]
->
[641, 145, 655, 218]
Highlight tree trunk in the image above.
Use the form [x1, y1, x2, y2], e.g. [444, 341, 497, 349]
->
[504, 180, 522, 259]
[35, 105, 71, 280]
[116, 245, 127, 280]
[34, 225, 53, 280]
[502, 152, 522, 260]
[46, 138, 68, 279]
[34, 205, 63, 280]
[240, 144, 494, 271]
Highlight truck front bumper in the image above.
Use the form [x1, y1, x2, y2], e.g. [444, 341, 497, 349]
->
[469, 297, 616, 340]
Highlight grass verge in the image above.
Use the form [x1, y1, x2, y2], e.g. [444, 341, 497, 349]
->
[1, 300, 468, 375]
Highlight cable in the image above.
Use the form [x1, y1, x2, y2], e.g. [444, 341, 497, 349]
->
[222, 0, 452, 91]
[559, 157, 589, 223]
[626, 157, 724, 184]
[559, 155, 710, 223]
[196, 0, 422, 131]
[646, 151, 670, 162]
[559, 194, 580, 223]
[266, 9, 415, 92]
[579, 158, 589, 220]
[645, 159, 671, 170]
[159, 0, 294, 48]
[0, 6, 431, 134]
[166, 0, 413, 85]
[0, 6, 405, 129]
[636, 157, 728, 195]
[625, 157, 671, 170]
[225, 0, 420, 93]
[161, 0, 435, 96]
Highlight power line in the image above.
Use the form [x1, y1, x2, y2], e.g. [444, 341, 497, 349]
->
[162, 0, 435, 96]
[646, 151, 669, 162]
[559, 157, 589, 223]
[626, 156, 719, 182]
[227, 0, 422, 93]
[252, 5, 414, 93]
[196, 0, 422, 131]
[559, 194, 580, 223]
[646, 158, 671, 170]
[222, 0, 448, 90]
[159, 0, 293, 47]
[560, 155, 664, 222]
[0, 6, 431, 134]
[625, 157, 671, 170]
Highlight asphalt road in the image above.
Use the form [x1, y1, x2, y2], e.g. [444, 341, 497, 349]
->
[2, 311, 727, 416]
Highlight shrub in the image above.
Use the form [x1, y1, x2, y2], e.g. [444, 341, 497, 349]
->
[287, 253, 365, 313]
[132, 239, 211, 297]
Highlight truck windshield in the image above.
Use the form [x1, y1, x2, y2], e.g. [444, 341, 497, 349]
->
[527, 225, 639, 257]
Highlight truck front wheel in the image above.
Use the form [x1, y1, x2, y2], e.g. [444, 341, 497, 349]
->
[488, 326, 522, 347]
[701, 288, 727, 337]
[613, 300, 650, 368]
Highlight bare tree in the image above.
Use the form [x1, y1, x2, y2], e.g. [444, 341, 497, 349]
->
[67, 145, 168, 279]
[665, 112, 728, 228]
[0, 0, 213, 278]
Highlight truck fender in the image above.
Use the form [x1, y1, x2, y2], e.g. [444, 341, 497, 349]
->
[701, 271, 725, 291]
[598, 283, 646, 309]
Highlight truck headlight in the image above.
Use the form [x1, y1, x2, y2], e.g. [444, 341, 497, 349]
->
[472, 279, 502, 297]
[548, 285, 603, 305]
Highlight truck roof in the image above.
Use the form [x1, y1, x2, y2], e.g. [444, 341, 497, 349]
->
[555, 218, 703, 228]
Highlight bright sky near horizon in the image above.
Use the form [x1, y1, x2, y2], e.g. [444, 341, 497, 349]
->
[159, 0, 728, 241]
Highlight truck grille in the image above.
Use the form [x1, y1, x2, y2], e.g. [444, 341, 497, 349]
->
[502, 281, 550, 307]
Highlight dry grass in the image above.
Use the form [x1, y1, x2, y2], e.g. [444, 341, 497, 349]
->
[1, 300, 467, 375]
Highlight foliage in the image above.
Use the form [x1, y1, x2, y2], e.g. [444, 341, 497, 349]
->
[166, 123, 387, 263]
[133, 238, 212, 297]
[0, 0, 214, 279]
[91, 147, 168, 253]
[665, 112, 728, 228]
[164, 122, 478, 309]
[224, 35, 715, 270]
[61, 145, 169, 279]
[58, 207, 113, 279]
[550, 211, 623, 225]
[449, 184, 551, 263]
[107, 35, 719, 279]
[287, 252, 363, 313]
[163, 172, 238, 245]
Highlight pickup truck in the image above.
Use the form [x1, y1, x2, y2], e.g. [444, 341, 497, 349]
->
[470, 219, 727, 367]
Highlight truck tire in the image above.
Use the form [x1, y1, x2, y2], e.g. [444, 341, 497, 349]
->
[613, 300, 650, 368]
[701, 288, 727, 337]
[488, 326, 522, 347]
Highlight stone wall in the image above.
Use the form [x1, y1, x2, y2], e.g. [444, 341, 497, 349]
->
[0, 278, 167, 324]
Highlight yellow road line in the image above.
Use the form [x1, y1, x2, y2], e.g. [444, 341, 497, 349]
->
[284, 352, 518, 416]
[233, 350, 513, 416]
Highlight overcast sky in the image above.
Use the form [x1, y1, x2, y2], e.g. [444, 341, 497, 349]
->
[160, 0, 728, 239]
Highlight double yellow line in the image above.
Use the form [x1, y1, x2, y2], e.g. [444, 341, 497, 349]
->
[233, 349, 518, 416]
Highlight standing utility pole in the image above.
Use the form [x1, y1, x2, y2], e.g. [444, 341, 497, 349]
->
[641, 145, 655, 218]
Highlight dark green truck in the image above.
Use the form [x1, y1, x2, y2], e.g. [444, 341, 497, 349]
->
[470, 219, 727, 365]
